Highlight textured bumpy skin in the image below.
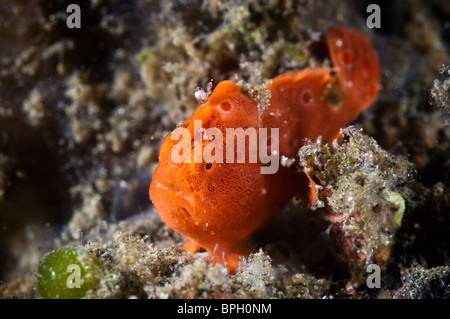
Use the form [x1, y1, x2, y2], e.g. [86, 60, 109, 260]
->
[150, 81, 299, 270]
[150, 26, 381, 272]
[264, 27, 380, 157]
[327, 26, 381, 113]
[263, 68, 338, 157]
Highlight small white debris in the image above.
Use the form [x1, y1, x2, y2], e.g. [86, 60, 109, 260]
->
[281, 155, 295, 167]
[194, 80, 213, 103]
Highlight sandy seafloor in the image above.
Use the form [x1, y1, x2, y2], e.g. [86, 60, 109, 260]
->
[0, 0, 449, 299]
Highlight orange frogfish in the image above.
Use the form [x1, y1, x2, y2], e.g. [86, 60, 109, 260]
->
[149, 26, 380, 272]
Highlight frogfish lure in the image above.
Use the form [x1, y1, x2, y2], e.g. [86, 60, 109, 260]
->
[149, 26, 381, 272]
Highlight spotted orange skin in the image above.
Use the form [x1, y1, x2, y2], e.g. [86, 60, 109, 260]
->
[150, 81, 300, 270]
[327, 26, 381, 113]
[263, 27, 380, 157]
[149, 26, 381, 272]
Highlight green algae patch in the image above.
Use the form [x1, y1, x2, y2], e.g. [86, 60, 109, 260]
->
[36, 247, 103, 299]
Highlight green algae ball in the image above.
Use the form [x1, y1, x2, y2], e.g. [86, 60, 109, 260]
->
[36, 247, 103, 299]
